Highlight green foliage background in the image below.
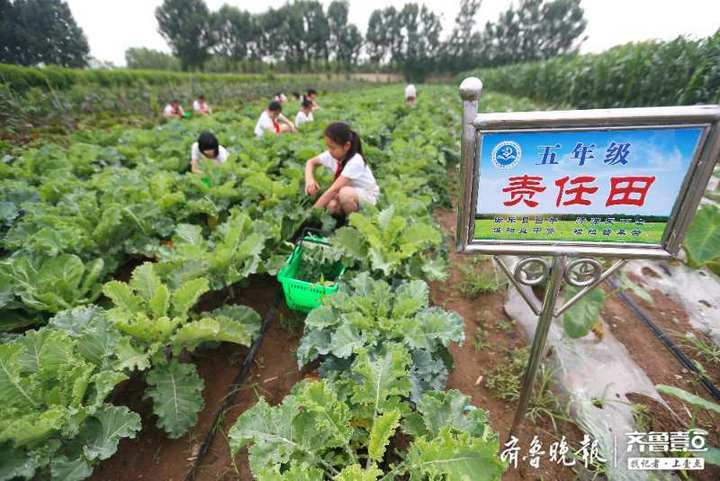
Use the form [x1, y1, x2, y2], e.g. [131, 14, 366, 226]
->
[461, 31, 720, 108]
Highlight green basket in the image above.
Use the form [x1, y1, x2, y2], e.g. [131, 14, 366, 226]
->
[277, 234, 345, 313]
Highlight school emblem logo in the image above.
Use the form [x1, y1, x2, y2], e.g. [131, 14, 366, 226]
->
[491, 141, 521, 169]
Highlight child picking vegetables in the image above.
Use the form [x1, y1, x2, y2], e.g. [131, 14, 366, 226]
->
[163, 99, 184, 119]
[190, 132, 228, 173]
[304, 122, 380, 215]
[295, 98, 314, 128]
[254, 100, 296, 137]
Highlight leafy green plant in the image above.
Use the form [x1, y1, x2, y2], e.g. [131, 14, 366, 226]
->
[464, 31, 720, 108]
[615, 270, 653, 303]
[495, 319, 515, 333]
[0, 84, 473, 467]
[484, 347, 566, 428]
[156, 209, 270, 290]
[229, 344, 506, 481]
[296, 242, 343, 284]
[631, 402, 651, 432]
[102, 263, 260, 438]
[0, 325, 140, 481]
[561, 286, 605, 339]
[297, 273, 464, 400]
[684, 204, 720, 275]
[525, 364, 569, 431]
[333, 205, 446, 281]
[0, 254, 104, 315]
[656, 385, 720, 415]
[473, 325, 490, 351]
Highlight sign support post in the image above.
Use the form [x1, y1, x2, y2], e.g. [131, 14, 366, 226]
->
[508, 255, 562, 436]
[456, 76, 720, 438]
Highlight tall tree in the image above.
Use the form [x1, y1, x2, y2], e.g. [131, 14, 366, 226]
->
[212, 5, 255, 62]
[442, 0, 483, 73]
[275, 3, 309, 70]
[396, 3, 443, 82]
[327, 0, 349, 58]
[155, 0, 214, 71]
[336, 25, 362, 68]
[365, 6, 403, 66]
[482, 0, 586, 66]
[533, 0, 587, 58]
[256, 7, 285, 63]
[327, 0, 362, 69]
[0, 0, 21, 64]
[0, 0, 89, 67]
[268, 1, 329, 71]
[301, 1, 330, 66]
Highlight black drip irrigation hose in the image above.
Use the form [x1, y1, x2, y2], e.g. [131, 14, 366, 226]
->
[608, 276, 720, 402]
[184, 288, 283, 481]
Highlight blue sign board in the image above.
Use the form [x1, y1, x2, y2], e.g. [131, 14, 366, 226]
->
[474, 126, 705, 245]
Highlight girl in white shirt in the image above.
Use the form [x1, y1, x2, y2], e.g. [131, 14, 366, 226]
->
[295, 99, 314, 128]
[190, 132, 229, 173]
[405, 84, 417, 106]
[255, 101, 296, 137]
[304, 122, 380, 215]
[192, 95, 212, 115]
[163, 99, 184, 119]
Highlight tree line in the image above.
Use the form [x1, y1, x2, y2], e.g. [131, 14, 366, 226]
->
[152, 0, 586, 81]
[0, 0, 587, 82]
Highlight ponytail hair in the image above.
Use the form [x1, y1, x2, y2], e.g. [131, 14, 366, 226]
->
[324, 121, 363, 171]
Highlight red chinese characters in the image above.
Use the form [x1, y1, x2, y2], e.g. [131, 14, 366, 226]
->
[555, 176, 598, 207]
[500, 175, 656, 208]
[502, 175, 546, 207]
[605, 176, 656, 207]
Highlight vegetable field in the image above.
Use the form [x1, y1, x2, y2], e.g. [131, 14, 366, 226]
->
[1, 78, 719, 481]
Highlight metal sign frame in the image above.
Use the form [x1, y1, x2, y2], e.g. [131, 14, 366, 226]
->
[455, 77, 720, 439]
[457, 78, 720, 260]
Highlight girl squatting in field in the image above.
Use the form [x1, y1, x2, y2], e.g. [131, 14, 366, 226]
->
[190, 132, 228, 173]
[304, 122, 380, 215]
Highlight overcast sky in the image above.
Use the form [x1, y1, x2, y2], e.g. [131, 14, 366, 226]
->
[65, 0, 720, 66]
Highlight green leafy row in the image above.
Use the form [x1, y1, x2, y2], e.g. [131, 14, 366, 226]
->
[229, 344, 506, 481]
[0, 265, 263, 479]
[229, 87, 511, 480]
